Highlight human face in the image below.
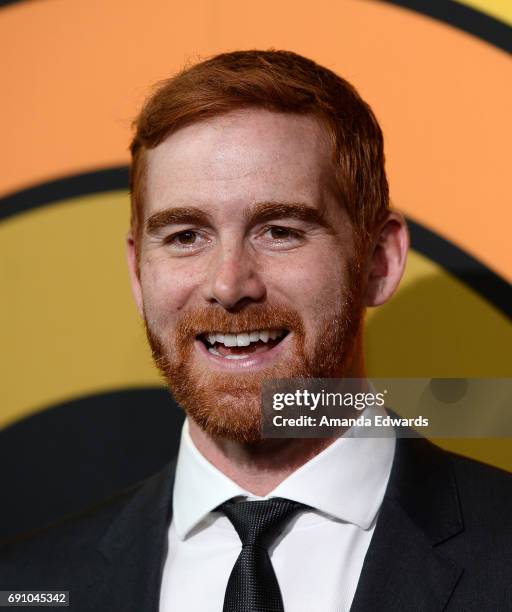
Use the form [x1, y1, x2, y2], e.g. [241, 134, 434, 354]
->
[127, 109, 365, 442]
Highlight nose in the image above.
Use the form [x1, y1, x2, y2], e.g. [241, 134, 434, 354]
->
[202, 243, 266, 310]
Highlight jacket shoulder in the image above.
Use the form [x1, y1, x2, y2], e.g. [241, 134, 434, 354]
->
[0, 480, 144, 564]
[0, 456, 176, 563]
[445, 448, 512, 526]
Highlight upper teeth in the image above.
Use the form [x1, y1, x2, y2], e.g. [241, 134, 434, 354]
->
[205, 329, 285, 347]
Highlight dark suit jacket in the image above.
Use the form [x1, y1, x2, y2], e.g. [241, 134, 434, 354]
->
[1, 436, 511, 611]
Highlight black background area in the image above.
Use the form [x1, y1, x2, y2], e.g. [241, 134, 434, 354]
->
[0, 388, 184, 543]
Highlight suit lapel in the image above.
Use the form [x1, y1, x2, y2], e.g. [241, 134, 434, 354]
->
[350, 437, 464, 612]
[95, 458, 176, 612]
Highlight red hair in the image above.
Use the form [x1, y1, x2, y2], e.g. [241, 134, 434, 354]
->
[130, 50, 389, 249]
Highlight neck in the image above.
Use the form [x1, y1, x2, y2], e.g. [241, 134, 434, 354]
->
[188, 352, 367, 497]
[189, 421, 336, 496]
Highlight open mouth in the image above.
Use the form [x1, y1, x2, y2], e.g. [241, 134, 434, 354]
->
[197, 329, 290, 360]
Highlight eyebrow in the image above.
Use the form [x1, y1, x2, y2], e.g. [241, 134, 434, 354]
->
[145, 201, 335, 235]
[146, 207, 212, 234]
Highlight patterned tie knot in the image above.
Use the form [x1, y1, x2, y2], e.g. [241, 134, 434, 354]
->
[219, 497, 304, 549]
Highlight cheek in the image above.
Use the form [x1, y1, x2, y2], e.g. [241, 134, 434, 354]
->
[139, 262, 193, 329]
[271, 253, 352, 356]
[270, 252, 348, 314]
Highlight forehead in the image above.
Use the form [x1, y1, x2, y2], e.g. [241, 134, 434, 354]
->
[145, 109, 340, 217]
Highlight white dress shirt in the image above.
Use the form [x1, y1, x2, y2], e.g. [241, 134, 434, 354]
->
[159, 408, 396, 612]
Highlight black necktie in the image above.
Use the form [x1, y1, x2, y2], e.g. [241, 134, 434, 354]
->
[218, 497, 305, 612]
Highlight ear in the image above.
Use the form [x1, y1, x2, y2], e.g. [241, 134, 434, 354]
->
[126, 232, 144, 318]
[364, 210, 409, 307]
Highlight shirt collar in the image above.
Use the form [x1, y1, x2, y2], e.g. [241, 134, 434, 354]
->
[172, 405, 396, 539]
[172, 420, 249, 539]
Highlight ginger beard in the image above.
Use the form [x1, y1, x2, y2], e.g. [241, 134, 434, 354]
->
[143, 256, 365, 444]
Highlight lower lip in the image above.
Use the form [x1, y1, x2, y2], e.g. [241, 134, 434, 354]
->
[194, 334, 291, 371]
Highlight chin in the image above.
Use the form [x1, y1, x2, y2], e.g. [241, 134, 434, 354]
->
[177, 387, 264, 444]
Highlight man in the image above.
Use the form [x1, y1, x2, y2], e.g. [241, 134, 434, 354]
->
[1, 50, 511, 611]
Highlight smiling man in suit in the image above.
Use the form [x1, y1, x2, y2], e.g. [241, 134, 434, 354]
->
[2, 50, 511, 611]
[126, 49, 408, 612]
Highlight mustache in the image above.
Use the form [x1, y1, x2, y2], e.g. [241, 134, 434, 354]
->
[174, 303, 305, 339]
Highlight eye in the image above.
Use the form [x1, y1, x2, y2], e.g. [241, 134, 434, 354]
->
[163, 230, 207, 250]
[264, 226, 304, 243]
